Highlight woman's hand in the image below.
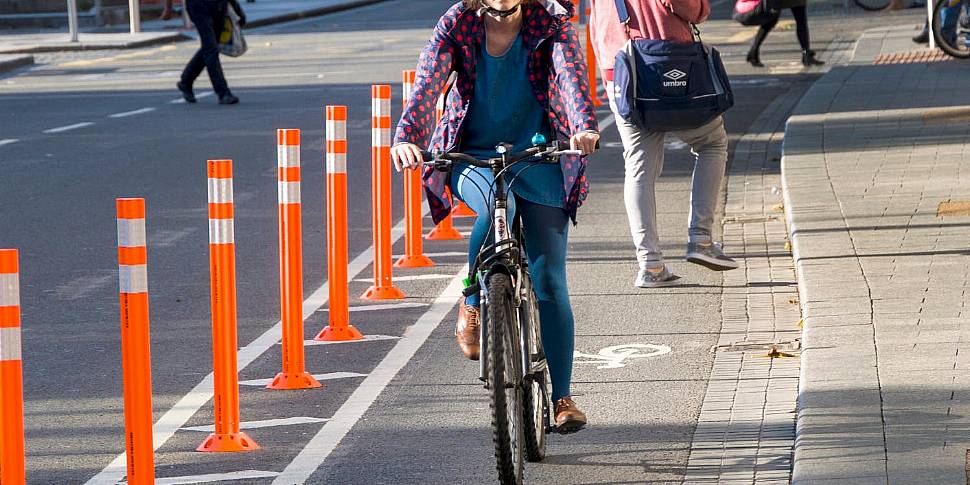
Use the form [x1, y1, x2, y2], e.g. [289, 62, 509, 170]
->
[570, 131, 600, 156]
[391, 143, 424, 172]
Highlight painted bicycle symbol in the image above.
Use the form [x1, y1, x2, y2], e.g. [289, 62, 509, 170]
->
[573, 343, 672, 369]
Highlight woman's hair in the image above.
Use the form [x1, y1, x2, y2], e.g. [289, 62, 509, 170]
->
[462, 0, 534, 9]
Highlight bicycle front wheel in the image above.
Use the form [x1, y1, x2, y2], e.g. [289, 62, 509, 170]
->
[933, 0, 970, 58]
[487, 273, 525, 485]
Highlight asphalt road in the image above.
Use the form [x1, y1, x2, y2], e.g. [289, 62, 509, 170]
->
[0, 1, 909, 483]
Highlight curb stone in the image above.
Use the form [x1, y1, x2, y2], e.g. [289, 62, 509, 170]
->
[0, 53, 33, 73]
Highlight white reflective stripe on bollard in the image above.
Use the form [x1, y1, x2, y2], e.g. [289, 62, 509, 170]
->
[117, 219, 147, 247]
[0, 274, 18, 307]
[208, 220, 235, 245]
[327, 153, 347, 174]
[277, 182, 301, 204]
[277, 146, 300, 167]
[119, 265, 148, 294]
[207, 179, 233, 203]
[0, 327, 21, 362]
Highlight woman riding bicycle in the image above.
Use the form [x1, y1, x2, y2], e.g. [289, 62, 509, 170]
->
[391, 0, 600, 431]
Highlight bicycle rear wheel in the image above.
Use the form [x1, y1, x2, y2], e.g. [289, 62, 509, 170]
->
[852, 0, 891, 11]
[519, 280, 548, 463]
[933, 0, 970, 58]
[487, 273, 525, 485]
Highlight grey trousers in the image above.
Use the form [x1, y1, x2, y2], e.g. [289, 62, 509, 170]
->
[606, 82, 729, 269]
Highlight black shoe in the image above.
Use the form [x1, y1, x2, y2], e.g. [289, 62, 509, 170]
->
[913, 28, 929, 44]
[176, 81, 196, 103]
[801, 50, 824, 66]
[218, 93, 239, 105]
[746, 50, 764, 67]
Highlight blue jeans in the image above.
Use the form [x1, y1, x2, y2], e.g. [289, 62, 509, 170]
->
[450, 167, 575, 401]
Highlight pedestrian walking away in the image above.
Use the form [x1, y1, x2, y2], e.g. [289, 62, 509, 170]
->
[390, 0, 600, 432]
[744, 1, 824, 66]
[177, 0, 246, 105]
[588, 0, 739, 289]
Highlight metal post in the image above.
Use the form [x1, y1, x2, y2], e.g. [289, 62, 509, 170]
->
[67, 0, 79, 42]
[129, 0, 141, 33]
[927, 0, 936, 49]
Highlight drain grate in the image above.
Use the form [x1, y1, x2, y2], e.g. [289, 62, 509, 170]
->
[712, 339, 801, 357]
[723, 214, 781, 224]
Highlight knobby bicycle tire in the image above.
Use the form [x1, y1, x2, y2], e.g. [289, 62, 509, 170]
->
[932, 0, 970, 58]
[487, 273, 525, 485]
[519, 279, 548, 463]
[853, 0, 891, 11]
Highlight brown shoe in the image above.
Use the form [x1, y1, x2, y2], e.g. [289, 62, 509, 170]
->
[455, 303, 480, 360]
[554, 397, 587, 433]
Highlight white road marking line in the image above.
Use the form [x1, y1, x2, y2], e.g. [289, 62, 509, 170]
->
[321, 301, 430, 312]
[109, 107, 156, 118]
[239, 372, 368, 387]
[353, 274, 454, 282]
[43, 122, 94, 134]
[272, 267, 468, 484]
[153, 470, 279, 485]
[0, 139, 19, 147]
[170, 91, 214, 104]
[84, 214, 416, 485]
[304, 334, 401, 346]
[393, 251, 467, 258]
[182, 417, 329, 432]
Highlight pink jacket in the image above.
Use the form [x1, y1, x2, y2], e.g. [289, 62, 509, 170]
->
[589, 0, 710, 80]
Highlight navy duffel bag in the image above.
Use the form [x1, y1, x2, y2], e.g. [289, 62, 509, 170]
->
[611, 1, 734, 132]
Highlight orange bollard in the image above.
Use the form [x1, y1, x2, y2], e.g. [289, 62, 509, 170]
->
[197, 160, 259, 452]
[361, 85, 406, 300]
[269, 130, 322, 390]
[451, 200, 476, 218]
[316, 107, 365, 341]
[426, 92, 464, 241]
[586, 23, 602, 107]
[0, 249, 25, 485]
[115, 198, 156, 485]
[396, 70, 435, 268]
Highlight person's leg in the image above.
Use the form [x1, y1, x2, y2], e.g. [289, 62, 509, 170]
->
[518, 199, 573, 402]
[679, 116, 738, 271]
[450, 166, 517, 307]
[679, 116, 728, 246]
[179, 2, 208, 89]
[749, 15, 779, 60]
[791, 6, 811, 51]
[200, 1, 231, 97]
[605, 82, 666, 271]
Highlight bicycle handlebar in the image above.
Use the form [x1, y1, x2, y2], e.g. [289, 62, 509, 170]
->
[419, 140, 589, 170]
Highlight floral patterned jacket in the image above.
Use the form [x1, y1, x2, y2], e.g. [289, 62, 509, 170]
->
[393, 0, 598, 224]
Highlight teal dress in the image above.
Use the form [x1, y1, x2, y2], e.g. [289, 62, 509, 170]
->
[452, 33, 564, 208]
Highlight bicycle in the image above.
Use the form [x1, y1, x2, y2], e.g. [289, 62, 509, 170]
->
[421, 137, 583, 485]
[932, 0, 970, 58]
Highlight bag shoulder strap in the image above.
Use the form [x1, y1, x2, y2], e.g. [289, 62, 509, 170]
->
[613, 0, 632, 24]
[613, 0, 703, 42]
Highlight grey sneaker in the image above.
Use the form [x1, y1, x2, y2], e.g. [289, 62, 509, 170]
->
[686, 242, 739, 271]
[635, 266, 682, 288]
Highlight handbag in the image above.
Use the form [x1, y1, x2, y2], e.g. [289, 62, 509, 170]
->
[733, 0, 780, 26]
[611, 0, 733, 132]
[218, 5, 247, 57]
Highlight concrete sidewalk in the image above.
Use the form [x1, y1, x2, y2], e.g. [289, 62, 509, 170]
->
[783, 25, 970, 483]
[0, 0, 387, 58]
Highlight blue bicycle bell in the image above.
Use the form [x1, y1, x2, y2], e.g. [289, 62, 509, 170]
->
[531, 133, 547, 146]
